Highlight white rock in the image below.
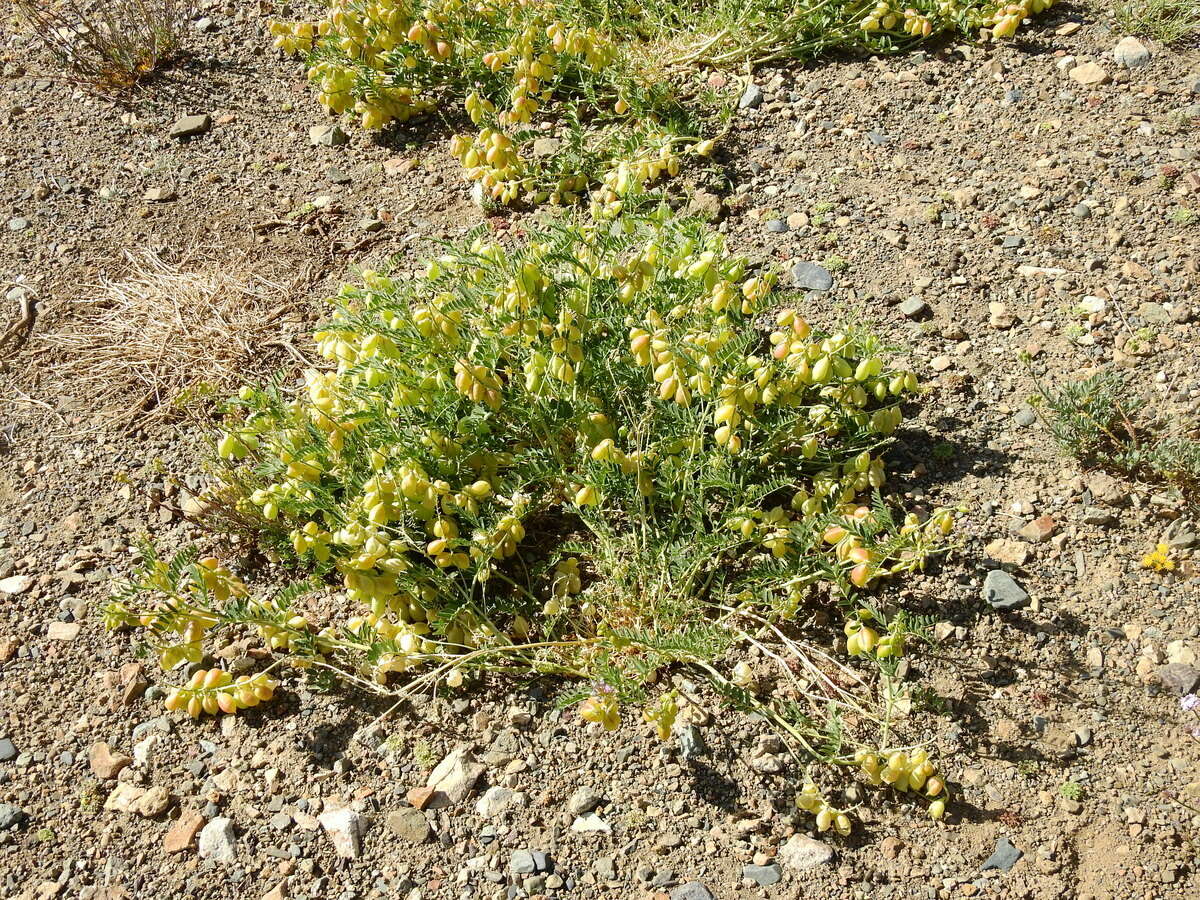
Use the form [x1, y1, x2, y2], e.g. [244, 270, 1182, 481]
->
[475, 785, 521, 819]
[778, 834, 834, 870]
[0, 575, 33, 594]
[133, 733, 161, 769]
[571, 813, 612, 833]
[198, 817, 237, 862]
[318, 807, 364, 859]
[1113, 37, 1150, 69]
[426, 745, 484, 807]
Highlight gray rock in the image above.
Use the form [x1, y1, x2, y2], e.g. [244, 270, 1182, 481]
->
[1014, 408, 1037, 427]
[743, 863, 783, 886]
[765, 219, 788, 233]
[866, 130, 890, 146]
[386, 807, 431, 843]
[194, 16, 215, 32]
[1081, 506, 1115, 525]
[309, 124, 349, 147]
[7, 217, 28, 231]
[1158, 663, 1200, 696]
[982, 570, 1029, 610]
[678, 724, 708, 760]
[739, 84, 763, 110]
[0, 738, 15, 762]
[326, 167, 351, 185]
[169, 114, 211, 139]
[791, 261, 833, 292]
[1072, 203, 1092, 219]
[671, 883, 714, 900]
[510, 849, 551, 874]
[1113, 37, 1150, 69]
[197, 817, 237, 861]
[0, 802, 27, 830]
[132, 717, 172, 741]
[595, 857, 617, 880]
[898, 298, 930, 320]
[981, 836, 1022, 872]
[778, 834, 833, 869]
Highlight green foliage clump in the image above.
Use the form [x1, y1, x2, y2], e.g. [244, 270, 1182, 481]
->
[1030, 370, 1200, 493]
[1115, 0, 1200, 44]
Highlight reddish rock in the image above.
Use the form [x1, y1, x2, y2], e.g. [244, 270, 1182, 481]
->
[89, 742, 133, 780]
[406, 786, 437, 810]
[164, 811, 206, 853]
[1018, 515, 1057, 543]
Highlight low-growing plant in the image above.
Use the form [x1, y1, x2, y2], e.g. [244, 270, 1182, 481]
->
[1028, 368, 1200, 493]
[1114, 0, 1200, 44]
[1059, 780, 1084, 800]
[269, 0, 1054, 208]
[14, 0, 193, 90]
[106, 203, 959, 828]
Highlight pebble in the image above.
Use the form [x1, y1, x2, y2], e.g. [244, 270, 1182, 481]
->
[983, 570, 1029, 610]
[169, 114, 212, 139]
[7, 217, 28, 231]
[678, 725, 708, 759]
[670, 883, 714, 900]
[1113, 37, 1150, 69]
[89, 742, 133, 779]
[0, 802, 28, 831]
[386, 807, 431, 844]
[0, 575, 33, 594]
[778, 833, 833, 870]
[791, 261, 833, 292]
[198, 817, 237, 862]
[571, 812, 611, 833]
[765, 219, 788, 233]
[425, 746, 484, 807]
[594, 857, 617, 880]
[475, 785, 519, 819]
[0, 739, 14, 762]
[1069, 62, 1111, 86]
[898, 298, 930, 320]
[318, 807, 364, 858]
[143, 187, 177, 203]
[742, 863, 783, 886]
[739, 84, 764, 110]
[981, 837, 1023, 872]
[1157, 663, 1200, 696]
[164, 811, 206, 853]
[309, 124, 348, 147]
[566, 786, 603, 816]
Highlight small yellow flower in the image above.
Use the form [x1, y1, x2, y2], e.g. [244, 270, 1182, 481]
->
[1141, 543, 1176, 572]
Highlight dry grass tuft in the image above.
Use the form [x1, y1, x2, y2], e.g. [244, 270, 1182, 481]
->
[42, 250, 310, 426]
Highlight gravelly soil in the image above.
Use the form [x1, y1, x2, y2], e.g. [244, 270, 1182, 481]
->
[2, 4, 1200, 900]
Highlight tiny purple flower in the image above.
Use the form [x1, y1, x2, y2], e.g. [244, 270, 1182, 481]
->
[1182, 694, 1200, 712]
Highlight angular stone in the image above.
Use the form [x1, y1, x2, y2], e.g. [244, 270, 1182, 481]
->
[105, 783, 169, 817]
[406, 786, 437, 810]
[143, 187, 176, 203]
[1158, 663, 1200, 696]
[982, 570, 1029, 610]
[169, 114, 211, 139]
[89, 742, 133, 780]
[531, 137, 561, 157]
[198, 817, 237, 862]
[981, 836, 1022, 871]
[739, 83, 763, 110]
[318, 807, 364, 859]
[386, 807, 431, 844]
[425, 746, 484, 807]
[1069, 62, 1110, 86]
[778, 834, 833, 870]
[985, 538, 1030, 567]
[671, 883, 714, 900]
[1018, 515, 1057, 543]
[1087, 472, 1127, 506]
[898, 298, 930, 320]
[0, 803, 28, 831]
[309, 124, 348, 147]
[476, 785, 520, 819]
[164, 811, 206, 853]
[791, 261, 833, 291]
